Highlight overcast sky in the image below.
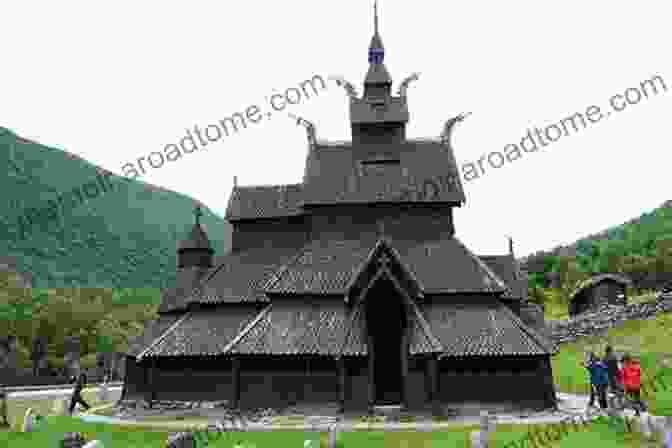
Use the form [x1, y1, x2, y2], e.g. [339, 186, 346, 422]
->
[2, 0, 671, 257]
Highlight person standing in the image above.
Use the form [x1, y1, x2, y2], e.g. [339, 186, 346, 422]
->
[584, 352, 609, 411]
[68, 372, 90, 415]
[604, 346, 620, 395]
[621, 354, 645, 416]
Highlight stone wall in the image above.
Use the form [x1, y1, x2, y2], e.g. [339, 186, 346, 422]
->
[548, 293, 672, 346]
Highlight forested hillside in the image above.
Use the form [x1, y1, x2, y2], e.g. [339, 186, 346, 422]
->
[1, 127, 231, 289]
[522, 201, 672, 299]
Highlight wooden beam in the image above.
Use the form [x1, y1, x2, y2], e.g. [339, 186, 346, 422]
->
[401, 326, 409, 410]
[232, 357, 241, 409]
[367, 333, 375, 412]
[338, 357, 346, 413]
[428, 356, 438, 404]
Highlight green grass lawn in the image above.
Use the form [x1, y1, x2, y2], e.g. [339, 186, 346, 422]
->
[551, 311, 672, 416]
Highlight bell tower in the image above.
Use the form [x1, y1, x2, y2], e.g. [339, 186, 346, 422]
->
[350, 1, 410, 145]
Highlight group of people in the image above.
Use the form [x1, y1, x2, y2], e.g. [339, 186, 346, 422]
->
[584, 345, 646, 416]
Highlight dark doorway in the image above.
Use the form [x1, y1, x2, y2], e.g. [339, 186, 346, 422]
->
[365, 275, 407, 405]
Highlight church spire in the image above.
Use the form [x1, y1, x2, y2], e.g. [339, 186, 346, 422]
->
[364, 0, 391, 89]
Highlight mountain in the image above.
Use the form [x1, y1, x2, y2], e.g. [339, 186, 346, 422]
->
[0, 127, 231, 289]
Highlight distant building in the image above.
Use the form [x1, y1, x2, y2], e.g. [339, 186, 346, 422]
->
[122, 4, 558, 414]
[568, 274, 631, 317]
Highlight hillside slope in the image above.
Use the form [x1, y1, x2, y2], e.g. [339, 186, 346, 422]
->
[0, 127, 231, 289]
[521, 201, 672, 289]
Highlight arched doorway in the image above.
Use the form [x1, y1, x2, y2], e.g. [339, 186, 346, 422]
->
[364, 275, 408, 405]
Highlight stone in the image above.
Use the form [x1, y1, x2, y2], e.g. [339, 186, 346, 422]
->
[97, 382, 110, 402]
[166, 431, 196, 448]
[21, 407, 35, 432]
[638, 413, 654, 440]
[328, 424, 339, 448]
[60, 431, 87, 448]
[470, 429, 487, 448]
[82, 441, 104, 448]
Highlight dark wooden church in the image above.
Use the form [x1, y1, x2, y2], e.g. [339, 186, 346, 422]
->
[122, 4, 558, 414]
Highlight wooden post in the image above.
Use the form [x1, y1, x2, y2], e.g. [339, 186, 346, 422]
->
[401, 327, 409, 410]
[146, 358, 155, 409]
[232, 357, 240, 409]
[428, 356, 438, 409]
[338, 357, 346, 413]
[367, 334, 375, 413]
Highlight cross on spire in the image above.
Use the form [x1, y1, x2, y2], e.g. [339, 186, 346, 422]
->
[194, 205, 203, 225]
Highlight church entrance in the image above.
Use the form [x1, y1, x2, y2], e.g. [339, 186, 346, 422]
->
[365, 275, 407, 405]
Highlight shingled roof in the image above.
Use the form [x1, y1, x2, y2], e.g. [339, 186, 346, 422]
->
[225, 184, 304, 221]
[158, 266, 214, 313]
[138, 307, 261, 359]
[480, 255, 527, 300]
[188, 244, 305, 304]
[301, 140, 465, 206]
[419, 301, 557, 358]
[569, 273, 632, 302]
[126, 314, 183, 356]
[264, 234, 508, 296]
[224, 300, 360, 356]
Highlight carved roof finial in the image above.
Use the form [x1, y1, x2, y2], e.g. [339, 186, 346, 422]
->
[288, 113, 316, 147]
[441, 112, 472, 145]
[397, 72, 420, 98]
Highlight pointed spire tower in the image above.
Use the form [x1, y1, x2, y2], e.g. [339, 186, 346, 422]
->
[350, 1, 409, 145]
[177, 204, 214, 269]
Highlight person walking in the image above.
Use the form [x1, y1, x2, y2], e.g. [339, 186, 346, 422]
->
[621, 354, 645, 416]
[68, 372, 91, 415]
[584, 352, 609, 411]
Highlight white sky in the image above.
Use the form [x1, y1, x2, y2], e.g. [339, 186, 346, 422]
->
[2, 0, 671, 257]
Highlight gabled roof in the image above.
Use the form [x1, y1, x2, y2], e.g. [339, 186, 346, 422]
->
[569, 273, 632, 302]
[225, 184, 304, 221]
[301, 140, 465, 206]
[264, 234, 508, 296]
[346, 237, 424, 303]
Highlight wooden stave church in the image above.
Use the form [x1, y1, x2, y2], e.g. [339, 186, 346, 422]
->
[122, 5, 558, 413]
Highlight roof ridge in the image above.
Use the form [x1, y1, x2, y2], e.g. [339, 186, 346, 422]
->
[409, 300, 442, 352]
[453, 238, 508, 292]
[222, 304, 273, 355]
[137, 312, 192, 360]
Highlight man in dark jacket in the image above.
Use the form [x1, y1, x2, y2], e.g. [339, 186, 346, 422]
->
[68, 372, 90, 414]
[604, 346, 621, 394]
[584, 352, 609, 410]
